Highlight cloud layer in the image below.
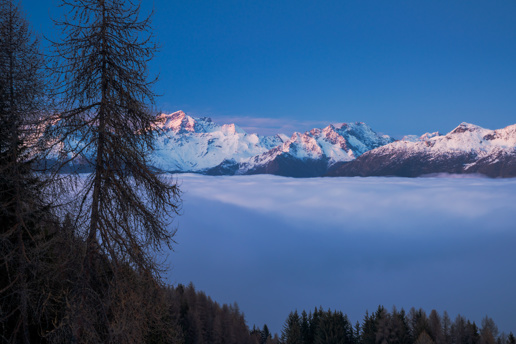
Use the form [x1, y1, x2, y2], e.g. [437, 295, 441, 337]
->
[165, 174, 516, 335]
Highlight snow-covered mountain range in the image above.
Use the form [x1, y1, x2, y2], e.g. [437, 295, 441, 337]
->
[152, 111, 393, 177]
[327, 122, 516, 178]
[152, 111, 287, 172]
[49, 110, 516, 178]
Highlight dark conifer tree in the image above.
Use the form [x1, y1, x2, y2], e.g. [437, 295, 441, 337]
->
[394, 308, 412, 344]
[374, 307, 391, 344]
[314, 310, 353, 344]
[309, 308, 323, 344]
[251, 325, 262, 343]
[409, 308, 430, 341]
[354, 321, 361, 344]
[0, 1, 53, 343]
[300, 310, 311, 344]
[262, 324, 272, 344]
[361, 310, 377, 344]
[467, 321, 481, 344]
[281, 311, 303, 344]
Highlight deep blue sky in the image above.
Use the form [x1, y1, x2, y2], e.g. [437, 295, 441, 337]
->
[21, 0, 516, 137]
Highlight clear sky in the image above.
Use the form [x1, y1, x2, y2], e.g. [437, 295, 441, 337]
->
[20, 0, 516, 137]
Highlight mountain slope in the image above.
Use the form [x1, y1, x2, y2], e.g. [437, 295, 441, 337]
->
[207, 122, 393, 177]
[327, 123, 516, 178]
[152, 111, 286, 172]
[46, 111, 392, 176]
[153, 112, 394, 176]
[47, 110, 515, 178]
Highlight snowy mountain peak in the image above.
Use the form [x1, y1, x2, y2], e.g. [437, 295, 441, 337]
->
[450, 122, 484, 134]
[156, 111, 240, 134]
[332, 121, 364, 130]
[419, 132, 441, 141]
[481, 123, 516, 147]
[156, 111, 197, 133]
[321, 124, 342, 137]
[282, 132, 323, 158]
[152, 112, 286, 172]
[227, 121, 394, 176]
[220, 123, 245, 135]
[328, 122, 516, 178]
[308, 127, 322, 136]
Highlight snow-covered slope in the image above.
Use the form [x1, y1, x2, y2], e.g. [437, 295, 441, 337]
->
[327, 122, 516, 178]
[43, 110, 392, 176]
[152, 112, 393, 176]
[213, 122, 393, 177]
[47, 109, 514, 178]
[152, 111, 286, 172]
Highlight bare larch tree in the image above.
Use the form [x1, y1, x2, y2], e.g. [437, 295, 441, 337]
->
[48, 0, 182, 341]
[51, 0, 180, 277]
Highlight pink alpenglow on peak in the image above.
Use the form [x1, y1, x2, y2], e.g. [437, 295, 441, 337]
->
[152, 112, 394, 176]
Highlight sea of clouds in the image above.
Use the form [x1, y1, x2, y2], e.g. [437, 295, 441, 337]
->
[164, 174, 516, 335]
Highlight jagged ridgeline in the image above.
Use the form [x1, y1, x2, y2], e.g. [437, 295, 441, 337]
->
[155, 117, 516, 178]
[327, 123, 516, 178]
[49, 110, 395, 177]
[47, 110, 516, 178]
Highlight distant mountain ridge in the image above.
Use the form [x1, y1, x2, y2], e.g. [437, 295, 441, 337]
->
[153, 111, 393, 177]
[152, 111, 287, 172]
[211, 122, 394, 177]
[327, 122, 516, 178]
[49, 110, 516, 178]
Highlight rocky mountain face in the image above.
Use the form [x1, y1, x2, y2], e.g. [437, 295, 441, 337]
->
[209, 122, 394, 177]
[47, 110, 516, 178]
[152, 112, 393, 177]
[152, 111, 287, 172]
[327, 122, 516, 178]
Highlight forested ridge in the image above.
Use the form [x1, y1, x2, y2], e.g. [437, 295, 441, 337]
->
[279, 307, 514, 344]
[0, 0, 513, 343]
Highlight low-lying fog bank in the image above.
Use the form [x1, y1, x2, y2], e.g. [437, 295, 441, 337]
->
[166, 174, 516, 335]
